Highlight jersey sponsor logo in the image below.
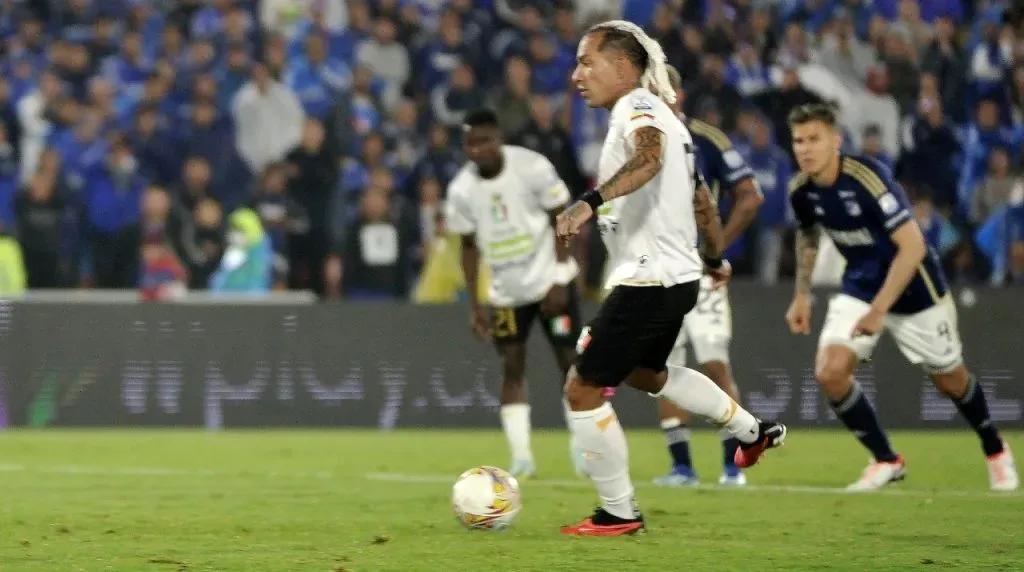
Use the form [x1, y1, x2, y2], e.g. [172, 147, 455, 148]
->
[826, 227, 875, 247]
[878, 192, 900, 215]
[630, 111, 655, 122]
[845, 201, 862, 217]
[631, 95, 653, 111]
[838, 190, 856, 199]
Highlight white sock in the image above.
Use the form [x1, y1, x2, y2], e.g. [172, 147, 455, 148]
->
[569, 402, 637, 520]
[657, 366, 760, 444]
[562, 398, 579, 453]
[500, 403, 533, 462]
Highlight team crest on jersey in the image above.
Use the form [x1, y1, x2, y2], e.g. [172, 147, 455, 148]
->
[490, 194, 509, 222]
[845, 201, 862, 217]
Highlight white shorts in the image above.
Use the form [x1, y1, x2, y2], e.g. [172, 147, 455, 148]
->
[819, 293, 963, 374]
[667, 276, 732, 367]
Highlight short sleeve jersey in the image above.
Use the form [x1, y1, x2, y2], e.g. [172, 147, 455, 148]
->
[445, 145, 575, 306]
[595, 88, 704, 289]
[789, 155, 948, 314]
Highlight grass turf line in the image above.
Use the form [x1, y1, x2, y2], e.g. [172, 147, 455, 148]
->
[0, 429, 1020, 571]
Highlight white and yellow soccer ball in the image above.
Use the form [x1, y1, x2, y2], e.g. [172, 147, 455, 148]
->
[451, 466, 522, 531]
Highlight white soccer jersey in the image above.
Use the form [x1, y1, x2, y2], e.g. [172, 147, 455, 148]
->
[445, 145, 578, 307]
[595, 88, 704, 289]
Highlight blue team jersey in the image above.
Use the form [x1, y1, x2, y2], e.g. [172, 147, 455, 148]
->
[789, 155, 948, 315]
[685, 118, 755, 199]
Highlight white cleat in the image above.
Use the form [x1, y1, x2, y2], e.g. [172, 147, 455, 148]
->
[652, 468, 700, 487]
[987, 442, 1020, 492]
[845, 457, 906, 492]
[509, 459, 536, 480]
[718, 471, 747, 487]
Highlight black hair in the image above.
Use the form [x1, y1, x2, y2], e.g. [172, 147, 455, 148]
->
[588, 25, 649, 72]
[462, 108, 501, 130]
[788, 102, 840, 128]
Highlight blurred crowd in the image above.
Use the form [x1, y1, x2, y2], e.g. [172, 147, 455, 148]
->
[0, 0, 1022, 301]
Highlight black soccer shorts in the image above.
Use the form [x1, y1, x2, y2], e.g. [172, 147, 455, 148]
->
[490, 281, 583, 348]
[575, 280, 700, 387]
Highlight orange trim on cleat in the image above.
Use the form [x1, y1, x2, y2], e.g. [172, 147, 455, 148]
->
[560, 518, 645, 537]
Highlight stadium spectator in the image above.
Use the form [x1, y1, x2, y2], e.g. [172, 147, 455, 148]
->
[0, 0, 1018, 296]
[814, 8, 876, 86]
[921, 15, 968, 123]
[744, 113, 792, 285]
[210, 207, 272, 293]
[511, 95, 587, 197]
[897, 89, 961, 210]
[284, 117, 334, 293]
[958, 99, 1019, 212]
[189, 198, 227, 289]
[139, 230, 188, 302]
[14, 168, 63, 289]
[355, 17, 410, 111]
[232, 62, 304, 177]
[331, 183, 416, 300]
[489, 56, 533, 136]
[970, 147, 1019, 227]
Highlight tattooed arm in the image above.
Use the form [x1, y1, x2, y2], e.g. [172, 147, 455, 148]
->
[693, 182, 725, 261]
[595, 126, 664, 202]
[556, 126, 664, 241]
[794, 225, 821, 296]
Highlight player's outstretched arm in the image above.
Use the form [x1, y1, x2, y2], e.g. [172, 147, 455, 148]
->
[595, 126, 664, 202]
[557, 126, 665, 242]
[867, 222, 927, 315]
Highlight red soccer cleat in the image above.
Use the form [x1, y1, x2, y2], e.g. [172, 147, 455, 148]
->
[560, 508, 645, 536]
[734, 420, 787, 469]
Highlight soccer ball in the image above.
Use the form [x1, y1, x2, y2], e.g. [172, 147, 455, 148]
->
[451, 466, 522, 531]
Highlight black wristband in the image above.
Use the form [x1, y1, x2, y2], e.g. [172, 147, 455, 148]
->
[704, 256, 723, 270]
[580, 189, 604, 210]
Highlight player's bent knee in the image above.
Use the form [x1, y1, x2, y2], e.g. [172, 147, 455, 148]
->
[693, 340, 730, 367]
[563, 367, 607, 411]
[929, 364, 970, 398]
[815, 358, 855, 396]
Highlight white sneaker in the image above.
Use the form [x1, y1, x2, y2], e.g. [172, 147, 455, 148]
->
[845, 456, 906, 492]
[987, 443, 1020, 492]
[509, 459, 536, 480]
[718, 471, 747, 487]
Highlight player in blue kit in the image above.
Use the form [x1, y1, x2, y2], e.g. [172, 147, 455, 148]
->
[652, 65, 765, 487]
[785, 103, 1019, 492]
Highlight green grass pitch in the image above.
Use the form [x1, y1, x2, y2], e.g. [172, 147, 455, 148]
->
[0, 429, 1021, 571]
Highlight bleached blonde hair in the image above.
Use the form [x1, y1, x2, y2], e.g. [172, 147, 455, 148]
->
[587, 20, 676, 106]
